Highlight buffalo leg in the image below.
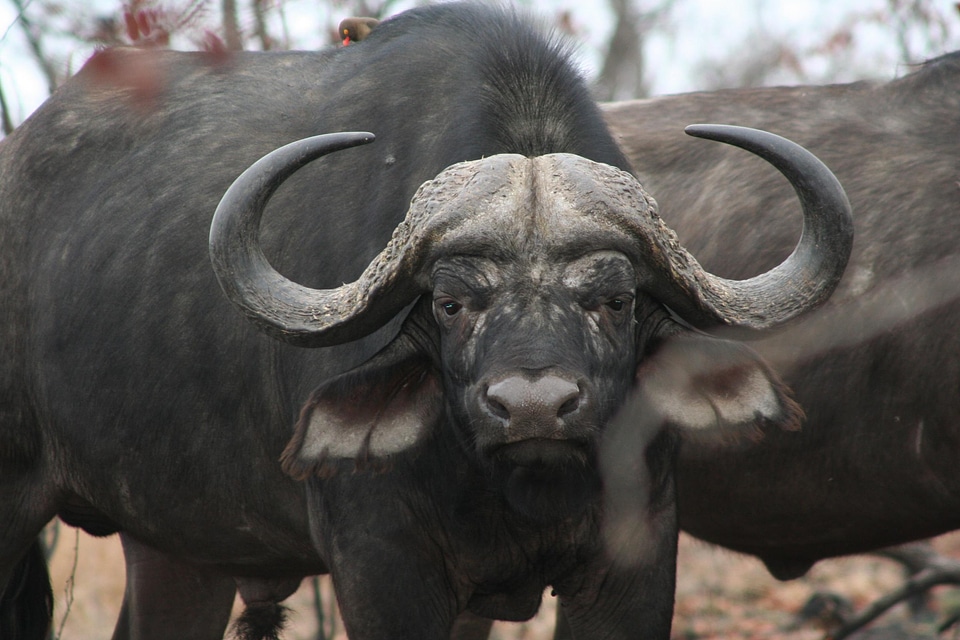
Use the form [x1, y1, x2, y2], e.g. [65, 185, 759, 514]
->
[553, 606, 573, 640]
[449, 611, 494, 640]
[326, 537, 458, 640]
[557, 561, 676, 640]
[112, 534, 236, 640]
[0, 475, 57, 640]
[332, 565, 458, 639]
[0, 539, 54, 640]
[557, 509, 679, 640]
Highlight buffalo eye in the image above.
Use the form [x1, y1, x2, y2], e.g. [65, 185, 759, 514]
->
[606, 298, 626, 312]
[434, 297, 463, 319]
[442, 301, 462, 316]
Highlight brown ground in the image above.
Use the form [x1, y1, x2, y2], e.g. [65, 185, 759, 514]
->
[47, 525, 960, 639]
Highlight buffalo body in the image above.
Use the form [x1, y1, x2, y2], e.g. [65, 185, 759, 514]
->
[604, 51, 960, 579]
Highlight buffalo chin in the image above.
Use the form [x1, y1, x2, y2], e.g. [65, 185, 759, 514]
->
[496, 444, 601, 522]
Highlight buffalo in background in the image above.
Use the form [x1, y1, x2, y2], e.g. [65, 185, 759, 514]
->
[0, 3, 856, 640]
[603, 50, 960, 632]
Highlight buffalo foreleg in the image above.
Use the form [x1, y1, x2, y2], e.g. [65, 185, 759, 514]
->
[112, 534, 236, 640]
[0, 539, 53, 640]
[324, 533, 459, 640]
[554, 509, 679, 640]
[449, 611, 494, 640]
[0, 474, 58, 640]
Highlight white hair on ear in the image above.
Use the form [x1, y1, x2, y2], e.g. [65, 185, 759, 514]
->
[646, 367, 782, 431]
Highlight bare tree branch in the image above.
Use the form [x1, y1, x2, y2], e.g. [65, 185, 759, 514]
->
[9, 0, 61, 94]
[694, 33, 803, 90]
[886, 0, 954, 62]
[251, 0, 272, 50]
[0, 74, 15, 136]
[594, 0, 676, 102]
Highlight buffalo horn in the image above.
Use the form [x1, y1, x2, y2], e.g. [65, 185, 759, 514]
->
[209, 132, 424, 347]
[210, 127, 853, 347]
[654, 124, 854, 332]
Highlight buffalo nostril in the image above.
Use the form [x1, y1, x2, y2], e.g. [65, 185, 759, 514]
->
[486, 375, 581, 422]
[485, 394, 511, 420]
[558, 393, 580, 418]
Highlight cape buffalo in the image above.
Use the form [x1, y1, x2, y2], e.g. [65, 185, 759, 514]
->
[603, 51, 960, 583]
[0, 4, 852, 639]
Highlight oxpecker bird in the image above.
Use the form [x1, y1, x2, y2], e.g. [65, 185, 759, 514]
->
[339, 17, 380, 45]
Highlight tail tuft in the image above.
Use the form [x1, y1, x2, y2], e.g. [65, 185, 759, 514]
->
[232, 602, 289, 640]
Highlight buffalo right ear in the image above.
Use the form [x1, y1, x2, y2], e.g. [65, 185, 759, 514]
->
[637, 333, 803, 446]
[281, 333, 443, 480]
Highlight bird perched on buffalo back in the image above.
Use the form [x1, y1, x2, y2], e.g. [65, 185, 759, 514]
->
[339, 17, 380, 45]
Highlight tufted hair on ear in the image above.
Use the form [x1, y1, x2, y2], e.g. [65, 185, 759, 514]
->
[637, 334, 803, 447]
[281, 332, 443, 480]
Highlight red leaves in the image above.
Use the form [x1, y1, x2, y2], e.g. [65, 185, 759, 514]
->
[122, 3, 171, 48]
[201, 30, 233, 66]
[81, 1, 235, 112]
[118, 0, 212, 49]
[84, 47, 167, 110]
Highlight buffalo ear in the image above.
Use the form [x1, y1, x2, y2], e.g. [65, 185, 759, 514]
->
[281, 334, 443, 480]
[636, 334, 802, 445]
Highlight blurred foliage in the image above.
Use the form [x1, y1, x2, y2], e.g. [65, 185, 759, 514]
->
[1, 0, 959, 133]
[692, 0, 960, 90]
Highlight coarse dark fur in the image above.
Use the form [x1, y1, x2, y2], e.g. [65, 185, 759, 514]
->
[0, 3, 810, 639]
[0, 542, 52, 640]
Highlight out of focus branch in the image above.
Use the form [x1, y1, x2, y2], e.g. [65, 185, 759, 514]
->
[9, 0, 61, 94]
[0, 76, 13, 135]
[594, 0, 675, 101]
[222, 0, 242, 50]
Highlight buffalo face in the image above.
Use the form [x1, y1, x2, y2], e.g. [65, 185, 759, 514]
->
[432, 250, 640, 520]
[210, 129, 851, 531]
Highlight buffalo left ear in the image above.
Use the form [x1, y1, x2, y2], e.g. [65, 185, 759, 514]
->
[281, 332, 443, 480]
[637, 334, 803, 445]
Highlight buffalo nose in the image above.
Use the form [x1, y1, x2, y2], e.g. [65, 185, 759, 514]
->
[485, 375, 581, 425]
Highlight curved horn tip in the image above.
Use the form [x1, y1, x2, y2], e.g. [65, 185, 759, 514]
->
[684, 123, 770, 144]
[325, 130, 377, 148]
[672, 123, 853, 334]
[299, 131, 377, 154]
[208, 129, 383, 349]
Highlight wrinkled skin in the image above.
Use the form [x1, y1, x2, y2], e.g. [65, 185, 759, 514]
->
[433, 251, 638, 519]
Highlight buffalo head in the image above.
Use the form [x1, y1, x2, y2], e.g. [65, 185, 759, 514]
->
[209, 127, 851, 525]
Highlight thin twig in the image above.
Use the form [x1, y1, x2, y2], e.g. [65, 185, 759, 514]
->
[327, 578, 337, 640]
[939, 609, 960, 634]
[40, 520, 60, 562]
[312, 576, 327, 640]
[0, 0, 35, 43]
[830, 562, 960, 640]
[54, 528, 80, 640]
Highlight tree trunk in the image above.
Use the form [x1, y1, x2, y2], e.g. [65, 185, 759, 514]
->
[222, 0, 243, 51]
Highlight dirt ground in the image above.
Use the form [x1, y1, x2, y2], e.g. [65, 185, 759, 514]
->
[46, 525, 960, 640]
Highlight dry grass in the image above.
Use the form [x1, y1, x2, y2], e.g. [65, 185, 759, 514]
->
[46, 525, 960, 639]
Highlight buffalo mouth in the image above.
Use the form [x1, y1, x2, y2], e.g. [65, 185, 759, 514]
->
[491, 440, 601, 522]
[489, 438, 590, 469]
